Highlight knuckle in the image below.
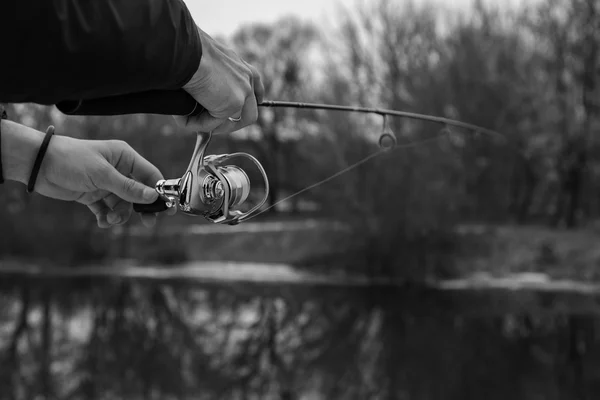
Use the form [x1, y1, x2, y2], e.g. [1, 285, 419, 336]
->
[228, 95, 245, 113]
[99, 161, 115, 177]
[243, 80, 253, 95]
[250, 65, 261, 80]
[110, 139, 130, 152]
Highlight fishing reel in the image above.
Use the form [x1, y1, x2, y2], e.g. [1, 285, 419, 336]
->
[133, 131, 269, 225]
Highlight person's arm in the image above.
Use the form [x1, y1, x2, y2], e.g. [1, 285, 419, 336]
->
[1, 118, 165, 228]
[0, 0, 201, 105]
[0, 119, 44, 184]
[1, 0, 265, 136]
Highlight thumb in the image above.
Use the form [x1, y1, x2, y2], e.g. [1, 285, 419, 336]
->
[99, 165, 158, 204]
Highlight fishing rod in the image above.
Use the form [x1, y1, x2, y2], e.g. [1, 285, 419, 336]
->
[56, 90, 504, 225]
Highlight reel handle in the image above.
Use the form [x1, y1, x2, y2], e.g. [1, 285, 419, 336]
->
[133, 198, 170, 214]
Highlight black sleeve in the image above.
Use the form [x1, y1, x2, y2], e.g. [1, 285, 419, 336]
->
[0, 0, 201, 106]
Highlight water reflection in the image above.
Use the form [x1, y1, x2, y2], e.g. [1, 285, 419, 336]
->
[0, 278, 597, 400]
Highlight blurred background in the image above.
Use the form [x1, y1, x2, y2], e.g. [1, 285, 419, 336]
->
[2, 0, 600, 398]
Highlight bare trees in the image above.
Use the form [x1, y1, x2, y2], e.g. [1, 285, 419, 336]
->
[521, 0, 600, 227]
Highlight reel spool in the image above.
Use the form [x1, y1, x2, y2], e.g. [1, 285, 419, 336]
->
[133, 131, 269, 225]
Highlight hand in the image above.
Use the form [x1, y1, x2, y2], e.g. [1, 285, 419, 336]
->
[175, 27, 265, 134]
[0, 120, 163, 229]
[2, 119, 165, 228]
[32, 135, 164, 228]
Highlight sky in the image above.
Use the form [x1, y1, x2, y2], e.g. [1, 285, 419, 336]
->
[184, 0, 530, 37]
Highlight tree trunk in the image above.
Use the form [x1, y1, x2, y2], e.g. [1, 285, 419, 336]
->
[550, 26, 572, 227]
[510, 153, 537, 224]
[579, 0, 598, 220]
[39, 288, 54, 400]
[5, 286, 30, 400]
[565, 150, 586, 228]
[567, 317, 587, 400]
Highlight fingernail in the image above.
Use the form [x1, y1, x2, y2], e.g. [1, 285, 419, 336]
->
[142, 218, 156, 228]
[108, 213, 122, 225]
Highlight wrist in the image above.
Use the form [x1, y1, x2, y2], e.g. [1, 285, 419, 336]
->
[1, 119, 44, 184]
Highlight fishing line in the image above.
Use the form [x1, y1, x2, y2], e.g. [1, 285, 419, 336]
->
[238, 102, 506, 222]
[242, 133, 446, 222]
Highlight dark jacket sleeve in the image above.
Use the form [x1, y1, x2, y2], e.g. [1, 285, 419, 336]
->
[0, 0, 201, 105]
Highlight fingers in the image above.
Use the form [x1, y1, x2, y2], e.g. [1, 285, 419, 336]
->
[176, 102, 244, 134]
[139, 212, 159, 229]
[211, 94, 258, 135]
[108, 142, 163, 227]
[248, 63, 265, 104]
[98, 166, 158, 204]
[109, 193, 160, 229]
[180, 82, 260, 135]
[110, 142, 163, 227]
[178, 29, 264, 134]
[95, 141, 162, 204]
[88, 194, 135, 228]
[104, 193, 133, 226]
[87, 201, 112, 229]
[88, 193, 158, 229]
[91, 140, 166, 229]
[110, 141, 164, 189]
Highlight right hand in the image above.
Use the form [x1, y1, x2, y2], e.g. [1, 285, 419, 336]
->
[175, 27, 265, 135]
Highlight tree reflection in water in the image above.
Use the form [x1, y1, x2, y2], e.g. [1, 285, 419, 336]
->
[0, 278, 597, 400]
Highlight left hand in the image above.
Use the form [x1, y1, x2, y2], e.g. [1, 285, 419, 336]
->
[33, 135, 164, 228]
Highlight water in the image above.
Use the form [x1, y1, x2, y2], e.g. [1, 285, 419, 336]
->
[0, 271, 598, 400]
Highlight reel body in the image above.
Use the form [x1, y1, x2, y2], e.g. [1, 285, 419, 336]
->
[134, 131, 269, 225]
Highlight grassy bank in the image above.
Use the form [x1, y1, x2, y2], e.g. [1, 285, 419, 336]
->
[454, 224, 600, 282]
[117, 218, 600, 283]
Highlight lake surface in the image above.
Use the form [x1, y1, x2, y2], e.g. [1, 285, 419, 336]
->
[1, 262, 599, 400]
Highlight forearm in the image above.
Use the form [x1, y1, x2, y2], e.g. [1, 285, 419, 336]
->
[0, 0, 201, 105]
[1, 120, 44, 184]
